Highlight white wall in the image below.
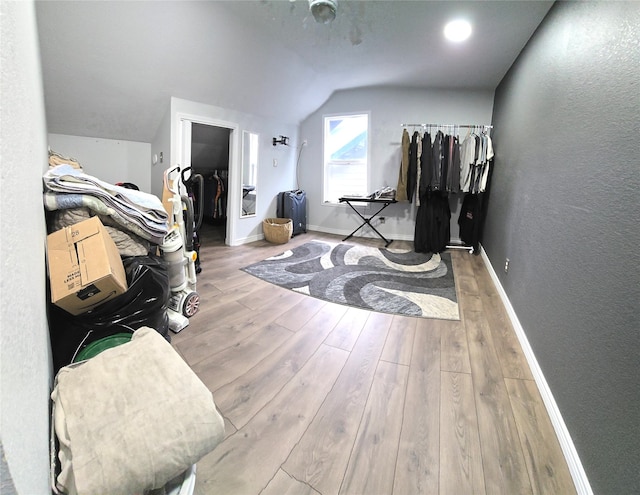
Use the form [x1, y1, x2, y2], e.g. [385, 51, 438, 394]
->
[48, 133, 152, 192]
[0, 1, 52, 493]
[299, 86, 495, 241]
[151, 104, 172, 199]
[168, 97, 299, 245]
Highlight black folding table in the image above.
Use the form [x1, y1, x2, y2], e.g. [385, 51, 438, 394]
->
[339, 196, 397, 247]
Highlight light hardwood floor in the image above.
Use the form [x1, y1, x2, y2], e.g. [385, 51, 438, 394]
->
[171, 223, 577, 495]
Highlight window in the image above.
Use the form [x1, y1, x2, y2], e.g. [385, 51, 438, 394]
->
[323, 113, 369, 203]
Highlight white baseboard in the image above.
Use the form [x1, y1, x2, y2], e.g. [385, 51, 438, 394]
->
[479, 245, 593, 495]
[230, 233, 264, 246]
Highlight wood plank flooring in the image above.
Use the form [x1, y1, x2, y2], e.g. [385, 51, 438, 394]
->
[171, 223, 577, 495]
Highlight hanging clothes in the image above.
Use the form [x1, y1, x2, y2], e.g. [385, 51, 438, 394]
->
[202, 171, 228, 221]
[415, 128, 457, 253]
[458, 130, 494, 253]
[402, 123, 493, 254]
[213, 173, 224, 219]
[430, 130, 445, 192]
[418, 131, 432, 201]
[396, 129, 410, 201]
[447, 135, 461, 193]
[458, 193, 483, 250]
[415, 137, 422, 207]
[440, 133, 449, 192]
[213, 172, 228, 220]
[414, 191, 451, 254]
[459, 133, 475, 193]
[460, 131, 494, 194]
[407, 131, 420, 203]
[479, 133, 494, 192]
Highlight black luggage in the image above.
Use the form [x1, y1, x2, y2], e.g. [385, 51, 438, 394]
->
[277, 189, 307, 236]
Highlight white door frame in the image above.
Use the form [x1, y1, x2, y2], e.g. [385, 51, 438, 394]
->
[175, 112, 240, 246]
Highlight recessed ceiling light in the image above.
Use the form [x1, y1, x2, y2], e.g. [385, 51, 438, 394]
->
[444, 19, 472, 42]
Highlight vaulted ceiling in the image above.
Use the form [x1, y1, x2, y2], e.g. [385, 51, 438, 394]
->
[35, 0, 554, 143]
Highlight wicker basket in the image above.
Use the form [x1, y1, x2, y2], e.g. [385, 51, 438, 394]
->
[263, 218, 293, 244]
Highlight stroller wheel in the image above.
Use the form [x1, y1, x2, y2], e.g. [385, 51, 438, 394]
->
[183, 291, 200, 317]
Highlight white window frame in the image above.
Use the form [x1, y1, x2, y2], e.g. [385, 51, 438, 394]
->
[322, 112, 370, 204]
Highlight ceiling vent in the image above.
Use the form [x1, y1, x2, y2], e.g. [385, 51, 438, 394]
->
[309, 0, 337, 24]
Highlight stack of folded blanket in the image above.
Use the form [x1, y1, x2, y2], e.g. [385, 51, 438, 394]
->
[49, 149, 82, 170]
[43, 165, 169, 248]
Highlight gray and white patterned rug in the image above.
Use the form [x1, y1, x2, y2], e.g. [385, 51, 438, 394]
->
[242, 241, 459, 320]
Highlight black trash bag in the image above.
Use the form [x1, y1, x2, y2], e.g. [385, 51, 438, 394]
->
[78, 256, 170, 334]
[49, 255, 170, 373]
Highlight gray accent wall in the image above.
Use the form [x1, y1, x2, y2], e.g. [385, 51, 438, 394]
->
[485, 2, 640, 494]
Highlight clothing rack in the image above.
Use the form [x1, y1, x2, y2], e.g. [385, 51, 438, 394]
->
[400, 123, 493, 254]
[401, 123, 493, 131]
[446, 242, 475, 254]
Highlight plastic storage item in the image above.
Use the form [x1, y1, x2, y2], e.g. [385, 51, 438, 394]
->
[73, 333, 133, 362]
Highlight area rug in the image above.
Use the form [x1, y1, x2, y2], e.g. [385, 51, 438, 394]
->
[242, 241, 459, 320]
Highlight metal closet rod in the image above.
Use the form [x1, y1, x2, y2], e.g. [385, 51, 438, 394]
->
[400, 123, 493, 129]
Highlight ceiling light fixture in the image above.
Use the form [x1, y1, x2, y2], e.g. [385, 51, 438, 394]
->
[309, 0, 337, 24]
[444, 19, 472, 42]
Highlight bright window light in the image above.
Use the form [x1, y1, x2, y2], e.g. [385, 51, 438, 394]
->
[444, 19, 472, 42]
[323, 113, 369, 203]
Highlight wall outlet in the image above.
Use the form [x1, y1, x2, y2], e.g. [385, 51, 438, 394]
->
[302, 139, 308, 146]
[504, 258, 510, 273]
[379, 217, 386, 224]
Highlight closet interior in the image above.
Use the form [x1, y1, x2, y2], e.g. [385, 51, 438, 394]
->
[190, 124, 231, 244]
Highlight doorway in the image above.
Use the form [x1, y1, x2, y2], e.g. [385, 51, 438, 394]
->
[178, 115, 240, 249]
[190, 123, 231, 245]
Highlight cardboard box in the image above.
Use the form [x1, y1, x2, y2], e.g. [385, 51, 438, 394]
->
[47, 216, 128, 315]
